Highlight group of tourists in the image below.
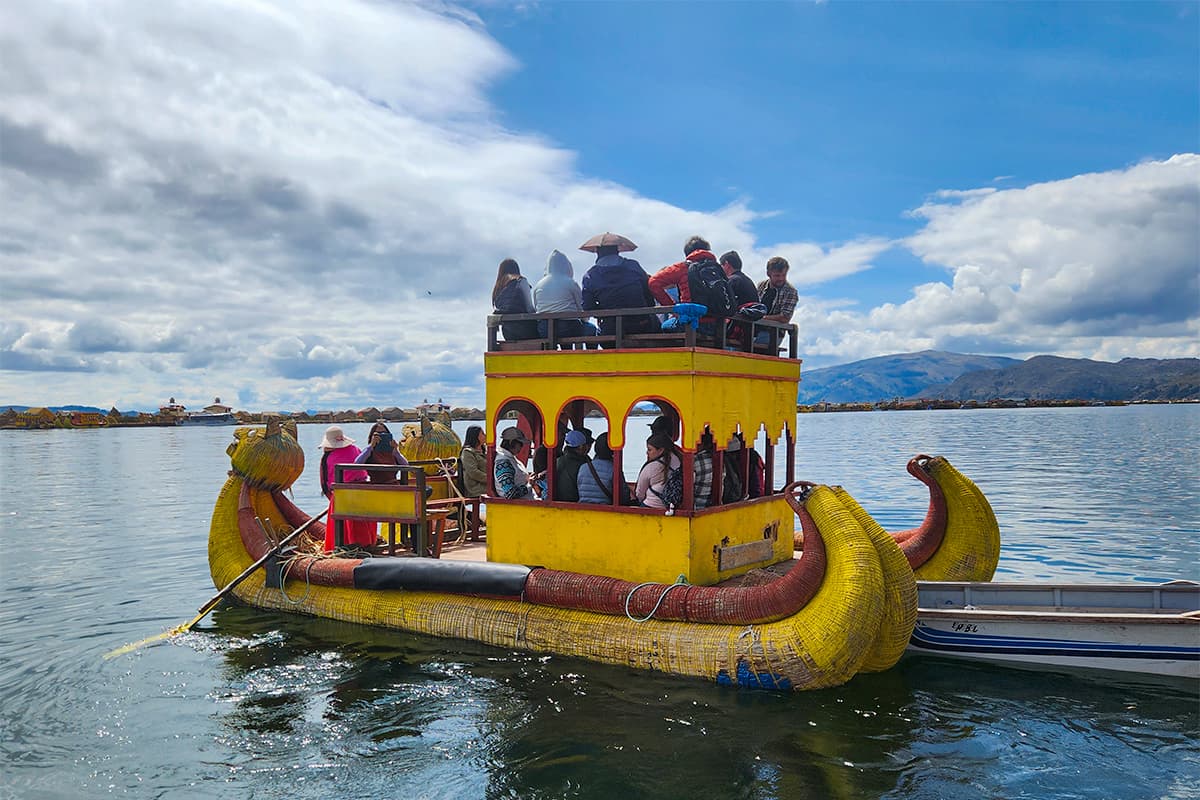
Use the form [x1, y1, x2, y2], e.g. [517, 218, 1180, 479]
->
[486, 413, 765, 512]
[492, 233, 798, 343]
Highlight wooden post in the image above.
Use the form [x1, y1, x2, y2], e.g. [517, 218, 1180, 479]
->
[765, 439, 776, 494]
[681, 450, 694, 511]
[611, 449, 623, 509]
[786, 426, 795, 485]
[713, 450, 724, 506]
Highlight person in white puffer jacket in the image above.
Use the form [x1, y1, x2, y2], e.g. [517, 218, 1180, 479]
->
[533, 249, 597, 340]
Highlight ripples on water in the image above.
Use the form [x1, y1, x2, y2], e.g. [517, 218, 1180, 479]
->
[1, 406, 1197, 798]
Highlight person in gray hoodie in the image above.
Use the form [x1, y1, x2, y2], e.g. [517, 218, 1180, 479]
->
[533, 249, 597, 339]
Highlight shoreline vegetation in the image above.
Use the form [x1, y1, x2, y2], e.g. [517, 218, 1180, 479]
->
[2, 398, 1196, 431]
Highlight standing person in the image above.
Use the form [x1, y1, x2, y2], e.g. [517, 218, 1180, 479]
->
[457, 425, 489, 498]
[493, 426, 539, 500]
[318, 425, 374, 553]
[636, 432, 683, 510]
[493, 258, 539, 341]
[553, 429, 592, 502]
[648, 235, 733, 333]
[354, 421, 409, 484]
[579, 232, 657, 335]
[577, 432, 637, 506]
[533, 249, 596, 340]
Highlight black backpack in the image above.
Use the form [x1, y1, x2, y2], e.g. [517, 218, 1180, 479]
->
[649, 458, 685, 509]
[686, 258, 735, 317]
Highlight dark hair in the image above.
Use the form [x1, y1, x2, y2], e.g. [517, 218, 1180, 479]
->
[646, 432, 675, 452]
[766, 256, 790, 274]
[594, 432, 613, 460]
[719, 251, 742, 272]
[492, 258, 522, 304]
[465, 425, 484, 448]
[595, 244, 619, 257]
[683, 235, 710, 256]
[369, 421, 392, 437]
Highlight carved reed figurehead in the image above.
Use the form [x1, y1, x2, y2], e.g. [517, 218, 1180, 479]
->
[225, 417, 305, 490]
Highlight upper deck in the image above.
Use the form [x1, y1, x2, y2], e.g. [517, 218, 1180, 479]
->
[481, 306, 804, 585]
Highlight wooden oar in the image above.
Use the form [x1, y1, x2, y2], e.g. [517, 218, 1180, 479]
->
[103, 508, 328, 659]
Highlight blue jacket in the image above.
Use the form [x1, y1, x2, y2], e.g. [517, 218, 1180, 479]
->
[580, 255, 657, 334]
[577, 457, 634, 505]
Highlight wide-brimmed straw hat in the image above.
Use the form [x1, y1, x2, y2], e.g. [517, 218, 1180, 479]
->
[579, 232, 637, 253]
[320, 425, 355, 450]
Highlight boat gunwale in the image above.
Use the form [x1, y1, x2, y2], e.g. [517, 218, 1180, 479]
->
[916, 607, 1200, 624]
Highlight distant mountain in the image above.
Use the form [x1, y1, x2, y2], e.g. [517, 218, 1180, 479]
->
[798, 351, 1021, 404]
[931, 356, 1200, 402]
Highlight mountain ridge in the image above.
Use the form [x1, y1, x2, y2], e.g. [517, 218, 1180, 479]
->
[799, 352, 1199, 404]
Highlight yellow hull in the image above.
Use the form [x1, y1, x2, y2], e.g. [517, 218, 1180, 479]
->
[209, 473, 917, 691]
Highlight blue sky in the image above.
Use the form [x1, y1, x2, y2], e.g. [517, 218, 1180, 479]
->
[0, 0, 1196, 411]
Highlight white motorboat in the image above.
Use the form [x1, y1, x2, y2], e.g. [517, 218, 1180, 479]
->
[909, 580, 1200, 679]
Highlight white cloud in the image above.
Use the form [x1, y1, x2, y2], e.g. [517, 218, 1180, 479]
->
[0, 1, 1194, 409]
[800, 155, 1199, 365]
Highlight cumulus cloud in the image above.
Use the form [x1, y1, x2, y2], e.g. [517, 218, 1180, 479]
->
[0, 1, 1194, 409]
[803, 155, 1199, 364]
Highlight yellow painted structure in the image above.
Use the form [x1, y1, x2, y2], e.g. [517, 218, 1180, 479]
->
[485, 348, 800, 448]
[487, 496, 795, 585]
[484, 347, 802, 585]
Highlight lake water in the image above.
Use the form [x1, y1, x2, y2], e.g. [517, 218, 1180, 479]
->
[1, 405, 1197, 799]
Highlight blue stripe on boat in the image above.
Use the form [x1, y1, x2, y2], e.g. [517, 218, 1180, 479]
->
[910, 623, 1200, 661]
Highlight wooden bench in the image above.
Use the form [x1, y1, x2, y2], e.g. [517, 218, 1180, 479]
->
[495, 339, 551, 351]
[624, 332, 692, 348]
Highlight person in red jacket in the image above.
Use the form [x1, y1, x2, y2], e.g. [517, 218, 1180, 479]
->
[648, 235, 712, 307]
[648, 235, 727, 334]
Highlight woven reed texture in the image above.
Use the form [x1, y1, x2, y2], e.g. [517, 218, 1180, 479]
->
[912, 457, 1000, 582]
[208, 476, 889, 690]
[831, 486, 918, 672]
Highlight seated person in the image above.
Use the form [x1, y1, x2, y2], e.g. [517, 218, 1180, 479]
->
[636, 432, 683, 509]
[577, 432, 636, 506]
[649, 235, 732, 334]
[493, 426, 539, 500]
[533, 250, 598, 340]
[457, 425, 489, 497]
[552, 429, 592, 502]
[354, 422, 409, 483]
[694, 430, 715, 509]
[493, 258, 539, 341]
[579, 236, 657, 336]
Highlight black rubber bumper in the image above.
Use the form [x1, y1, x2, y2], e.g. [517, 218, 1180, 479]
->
[353, 558, 532, 596]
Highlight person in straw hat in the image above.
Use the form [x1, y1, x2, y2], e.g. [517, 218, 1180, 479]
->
[317, 425, 374, 553]
[578, 232, 657, 336]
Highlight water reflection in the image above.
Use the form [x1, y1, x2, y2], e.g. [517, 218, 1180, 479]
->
[1, 406, 1197, 798]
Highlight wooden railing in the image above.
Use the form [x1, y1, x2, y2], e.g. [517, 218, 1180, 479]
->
[486, 307, 798, 358]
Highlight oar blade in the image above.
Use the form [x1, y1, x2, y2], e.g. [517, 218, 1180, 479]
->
[102, 617, 200, 660]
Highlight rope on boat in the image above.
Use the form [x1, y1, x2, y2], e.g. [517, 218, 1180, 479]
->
[276, 550, 327, 606]
[624, 575, 689, 623]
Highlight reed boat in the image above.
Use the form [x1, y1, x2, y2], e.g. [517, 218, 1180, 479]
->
[208, 308, 1001, 690]
[909, 580, 1200, 679]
